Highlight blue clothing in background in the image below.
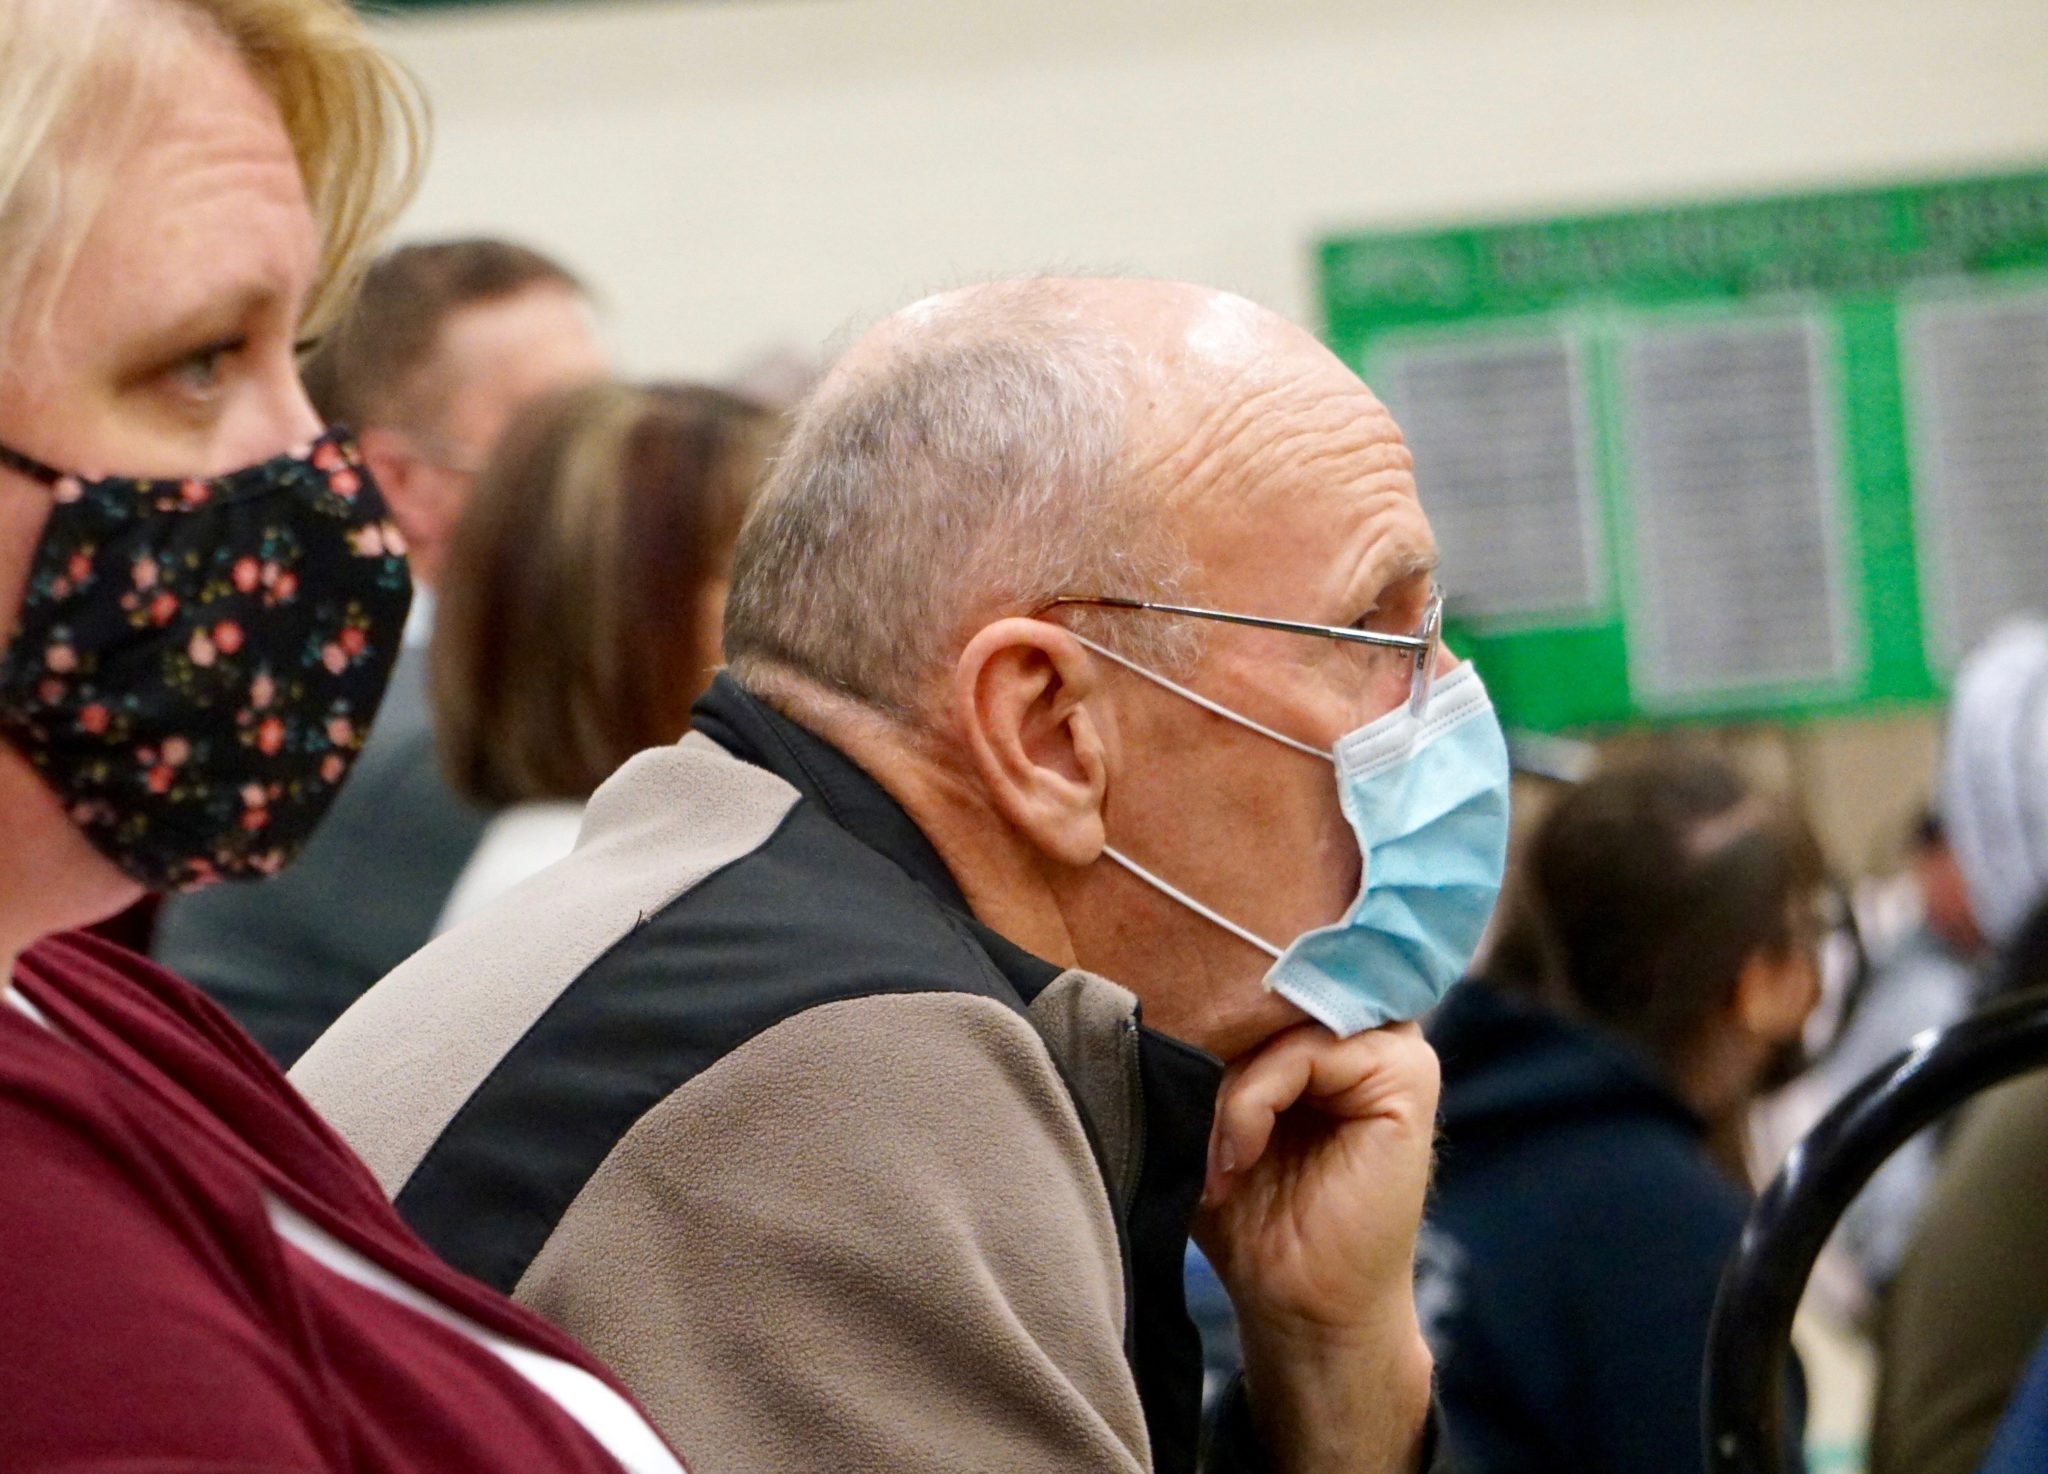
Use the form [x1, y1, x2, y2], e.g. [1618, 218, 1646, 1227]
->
[1421, 980, 1805, 1474]
[1184, 1243, 1240, 1413]
[1980, 1328, 2048, 1474]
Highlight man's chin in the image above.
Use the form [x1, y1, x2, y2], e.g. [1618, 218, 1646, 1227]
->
[1187, 984, 1312, 1064]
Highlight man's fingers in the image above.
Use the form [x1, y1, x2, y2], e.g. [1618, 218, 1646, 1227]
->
[1204, 1037, 1313, 1206]
[1202, 1022, 1439, 1207]
[1310, 1022, 1439, 1121]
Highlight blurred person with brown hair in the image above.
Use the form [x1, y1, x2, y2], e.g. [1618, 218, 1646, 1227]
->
[0, 1, 684, 1467]
[153, 237, 608, 1062]
[1419, 750, 1822, 1474]
[431, 380, 776, 931]
[304, 238, 610, 592]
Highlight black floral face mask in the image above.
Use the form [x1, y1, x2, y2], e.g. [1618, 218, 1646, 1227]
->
[0, 429, 412, 891]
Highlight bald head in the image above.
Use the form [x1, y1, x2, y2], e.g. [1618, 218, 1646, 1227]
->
[843, 276, 1255, 362]
[830, 277, 1370, 460]
[722, 276, 1420, 718]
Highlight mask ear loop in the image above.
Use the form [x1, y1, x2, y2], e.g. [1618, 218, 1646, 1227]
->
[1063, 628, 1309, 963]
[1064, 630, 1333, 764]
[1099, 846, 1286, 961]
[0, 441, 67, 488]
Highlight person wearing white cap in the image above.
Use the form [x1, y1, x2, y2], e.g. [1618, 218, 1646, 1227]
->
[1870, 615, 2048, 1474]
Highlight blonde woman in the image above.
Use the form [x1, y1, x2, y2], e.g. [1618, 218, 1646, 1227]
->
[0, 3, 683, 1468]
[431, 381, 773, 931]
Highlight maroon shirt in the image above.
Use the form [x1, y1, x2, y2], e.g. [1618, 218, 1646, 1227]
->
[1, 930, 684, 1473]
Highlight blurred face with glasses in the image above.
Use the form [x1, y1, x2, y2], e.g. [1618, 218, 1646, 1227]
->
[355, 283, 606, 592]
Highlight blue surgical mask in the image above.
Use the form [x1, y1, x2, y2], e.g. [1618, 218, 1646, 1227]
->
[1074, 641, 1511, 1037]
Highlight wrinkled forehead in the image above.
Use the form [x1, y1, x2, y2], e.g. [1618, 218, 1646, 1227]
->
[828, 280, 1434, 596]
[7, 22, 313, 376]
[5, 3, 204, 328]
[1134, 316, 1431, 590]
[1134, 290, 1405, 474]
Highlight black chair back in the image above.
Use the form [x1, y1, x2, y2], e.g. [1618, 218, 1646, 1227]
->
[1703, 986, 2048, 1472]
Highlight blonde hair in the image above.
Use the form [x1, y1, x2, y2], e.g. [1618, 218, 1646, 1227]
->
[434, 381, 779, 806]
[0, 0, 424, 351]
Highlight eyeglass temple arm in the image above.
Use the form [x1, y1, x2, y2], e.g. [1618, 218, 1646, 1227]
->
[1040, 595, 1435, 652]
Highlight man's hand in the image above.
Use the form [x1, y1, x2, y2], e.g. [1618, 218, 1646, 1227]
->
[1194, 1022, 1440, 1474]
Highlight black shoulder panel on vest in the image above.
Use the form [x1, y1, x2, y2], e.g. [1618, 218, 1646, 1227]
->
[394, 797, 1024, 1293]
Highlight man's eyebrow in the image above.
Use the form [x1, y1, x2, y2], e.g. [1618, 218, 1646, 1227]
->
[1346, 547, 1439, 620]
[1381, 548, 1442, 587]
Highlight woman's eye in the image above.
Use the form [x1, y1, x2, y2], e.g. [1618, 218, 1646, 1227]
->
[168, 338, 245, 398]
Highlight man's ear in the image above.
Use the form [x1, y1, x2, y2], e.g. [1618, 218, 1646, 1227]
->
[1733, 945, 1819, 1046]
[359, 426, 460, 586]
[952, 617, 1109, 869]
[356, 426, 430, 546]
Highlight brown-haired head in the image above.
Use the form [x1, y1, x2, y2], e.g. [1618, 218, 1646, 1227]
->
[432, 379, 777, 808]
[300, 237, 586, 431]
[1501, 748, 1827, 1098]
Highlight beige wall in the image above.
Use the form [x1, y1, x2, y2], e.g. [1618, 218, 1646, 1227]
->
[375, 0, 2041, 867]
[377, 0, 2048, 378]
[1514, 715, 1942, 880]
[1786, 715, 1944, 876]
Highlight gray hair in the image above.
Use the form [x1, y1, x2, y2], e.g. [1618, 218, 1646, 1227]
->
[724, 287, 1192, 718]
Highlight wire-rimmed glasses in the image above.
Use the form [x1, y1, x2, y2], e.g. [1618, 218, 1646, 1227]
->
[1038, 585, 1446, 719]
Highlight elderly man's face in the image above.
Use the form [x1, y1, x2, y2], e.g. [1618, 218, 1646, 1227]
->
[1067, 303, 1445, 1059]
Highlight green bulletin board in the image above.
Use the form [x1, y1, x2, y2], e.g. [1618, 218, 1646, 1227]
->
[1319, 170, 2048, 733]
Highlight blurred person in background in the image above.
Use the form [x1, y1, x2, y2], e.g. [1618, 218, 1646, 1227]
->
[1871, 616, 2048, 1474]
[153, 236, 608, 1063]
[1419, 750, 1821, 1474]
[0, 1, 684, 1468]
[431, 380, 775, 930]
[1779, 805, 1989, 1303]
[1943, 900, 2048, 1474]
